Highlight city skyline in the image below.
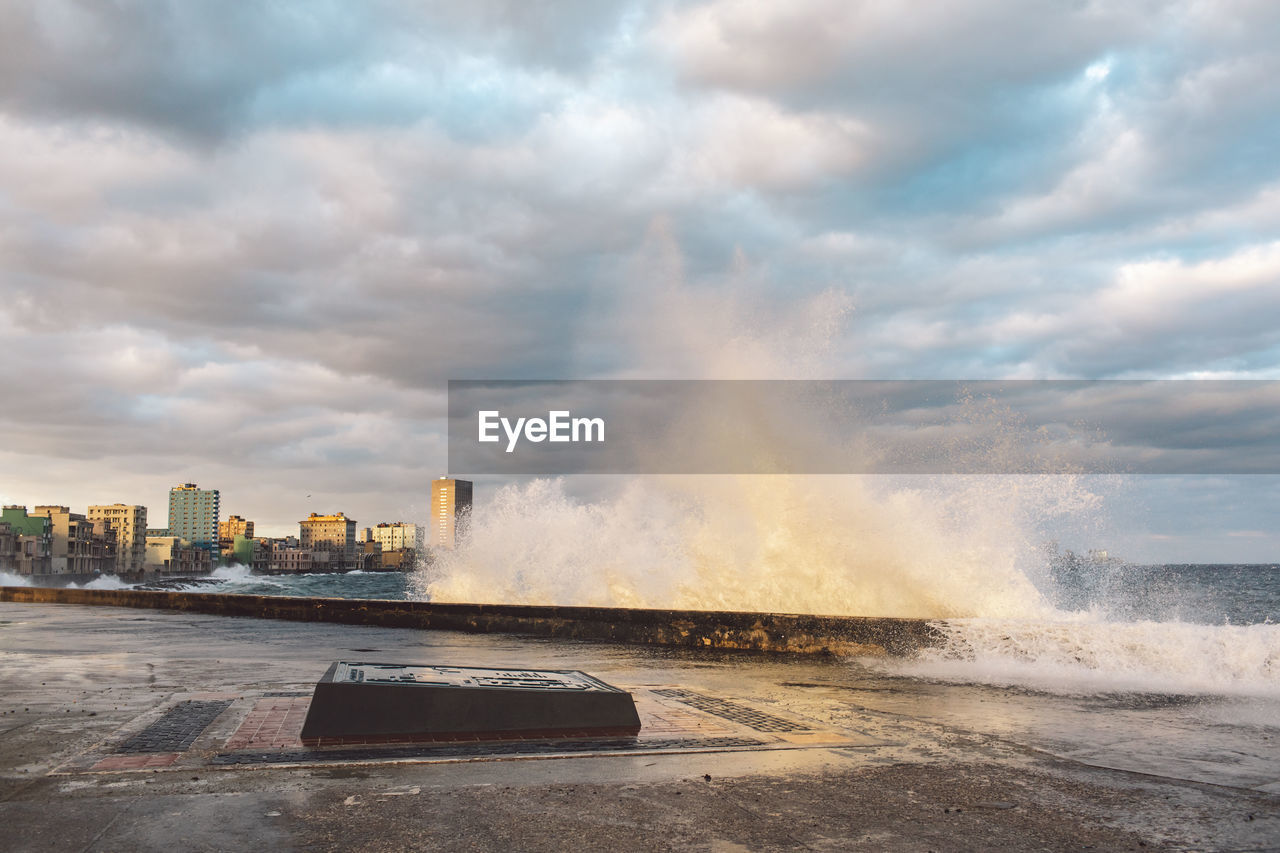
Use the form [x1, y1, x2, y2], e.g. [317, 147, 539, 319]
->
[2, 2, 1280, 561]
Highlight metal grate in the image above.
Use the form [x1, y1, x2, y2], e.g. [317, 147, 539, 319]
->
[115, 700, 233, 753]
[651, 689, 811, 732]
[212, 736, 764, 765]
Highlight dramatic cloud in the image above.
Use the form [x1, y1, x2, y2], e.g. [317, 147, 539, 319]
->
[1, 0, 1278, 556]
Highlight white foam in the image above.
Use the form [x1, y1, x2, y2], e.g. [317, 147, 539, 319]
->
[876, 617, 1280, 698]
[73, 575, 131, 590]
[0, 571, 31, 587]
[415, 475, 1096, 618]
[210, 563, 253, 582]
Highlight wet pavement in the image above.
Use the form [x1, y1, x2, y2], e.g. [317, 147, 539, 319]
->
[1, 601, 1277, 851]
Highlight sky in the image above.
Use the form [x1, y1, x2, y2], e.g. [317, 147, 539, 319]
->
[2, 0, 1279, 560]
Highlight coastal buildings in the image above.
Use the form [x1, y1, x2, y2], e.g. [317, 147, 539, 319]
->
[168, 483, 220, 555]
[0, 507, 52, 576]
[0, 508, 52, 576]
[31, 505, 113, 576]
[370, 522, 422, 553]
[3, 475, 474, 578]
[219, 515, 255, 564]
[144, 535, 213, 575]
[431, 477, 472, 550]
[88, 504, 147, 575]
[219, 515, 254, 540]
[299, 512, 358, 569]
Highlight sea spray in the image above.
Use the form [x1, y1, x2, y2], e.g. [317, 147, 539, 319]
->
[71, 575, 131, 590]
[879, 617, 1280, 699]
[414, 472, 1104, 618]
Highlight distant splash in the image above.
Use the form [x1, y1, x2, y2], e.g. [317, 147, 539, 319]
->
[0, 572, 131, 590]
[877, 618, 1280, 699]
[73, 575, 131, 590]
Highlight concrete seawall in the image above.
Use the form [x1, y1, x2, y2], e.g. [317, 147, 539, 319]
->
[0, 586, 940, 656]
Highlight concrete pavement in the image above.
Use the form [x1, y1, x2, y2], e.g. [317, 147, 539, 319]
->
[1, 601, 1276, 851]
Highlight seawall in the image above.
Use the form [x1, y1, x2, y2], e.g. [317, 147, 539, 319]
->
[0, 586, 941, 656]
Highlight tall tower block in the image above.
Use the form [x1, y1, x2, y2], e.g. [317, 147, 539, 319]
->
[430, 477, 472, 550]
[168, 483, 220, 555]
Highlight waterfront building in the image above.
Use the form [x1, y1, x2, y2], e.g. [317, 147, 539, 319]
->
[0, 507, 52, 576]
[88, 504, 147, 575]
[219, 515, 254, 540]
[361, 539, 383, 571]
[379, 548, 415, 571]
[269, 541, 331, 574]
[430, 478, 472, 550]
[31, 506, 113, 575]
[298, 512, 358, 569]
[168, 483, 220, 555]
[371, 522, 422, 553]
[144, 535, 213, 576]
[1, 506, 51, 543]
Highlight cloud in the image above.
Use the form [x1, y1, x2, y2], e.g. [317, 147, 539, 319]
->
[2, 0, 1279, 552]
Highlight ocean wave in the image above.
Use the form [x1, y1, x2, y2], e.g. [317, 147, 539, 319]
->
[873, 617, 1280, 698]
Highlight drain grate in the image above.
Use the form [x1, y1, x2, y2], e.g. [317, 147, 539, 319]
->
[261, 691, 310, 698]
[212, 736, 764, 765]
[651, 689, 811, 732]
[115, 700, 233, 753]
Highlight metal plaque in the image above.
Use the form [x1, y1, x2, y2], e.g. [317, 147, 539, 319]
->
[301, 661, 641, 745]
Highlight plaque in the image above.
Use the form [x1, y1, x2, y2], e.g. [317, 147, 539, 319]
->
[300, 662, 642, 745]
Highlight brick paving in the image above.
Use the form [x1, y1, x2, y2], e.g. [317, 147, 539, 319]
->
[224, 697, 310, 750]
[114, 700, 234, 753]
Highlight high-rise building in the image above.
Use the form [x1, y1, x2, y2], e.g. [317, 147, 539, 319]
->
[298, 512, 358, 568]
[219, 515, 254, 540]
[430, 477, 472, 550]
[88, 504, 147, 575]
[168, 483, 220, 554]
[371, 522, 422, 553]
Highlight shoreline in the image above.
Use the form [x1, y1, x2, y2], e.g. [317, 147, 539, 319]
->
[0, 585, 940, 656]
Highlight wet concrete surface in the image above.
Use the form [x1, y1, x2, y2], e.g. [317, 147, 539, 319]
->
[1, 601, 1277, 852]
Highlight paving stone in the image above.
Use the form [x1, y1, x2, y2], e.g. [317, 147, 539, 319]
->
[115, 700, 233, 753]
[651, 688, 811, 732]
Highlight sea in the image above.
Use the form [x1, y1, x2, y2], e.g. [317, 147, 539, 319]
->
[1, 560, 1276, 701]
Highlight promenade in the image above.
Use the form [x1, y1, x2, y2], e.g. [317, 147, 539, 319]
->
[1, 600, 1276, 851]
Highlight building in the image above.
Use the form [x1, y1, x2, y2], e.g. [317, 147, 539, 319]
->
[88, 504, 147, 575]
[168, 483, 220, 554]
[219, 515, 254, 540]
[370, 522, 422, 553]
[31, 506, 113, 575]
[0, 507, 52, 576]
[379, 548, 416, 572]
[298, 512, 358, 569]
[269, 541, 332, 574]
[430, 478, 472, 550]
[144, 536, 213, 576]
[361, 539, 383, 571]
